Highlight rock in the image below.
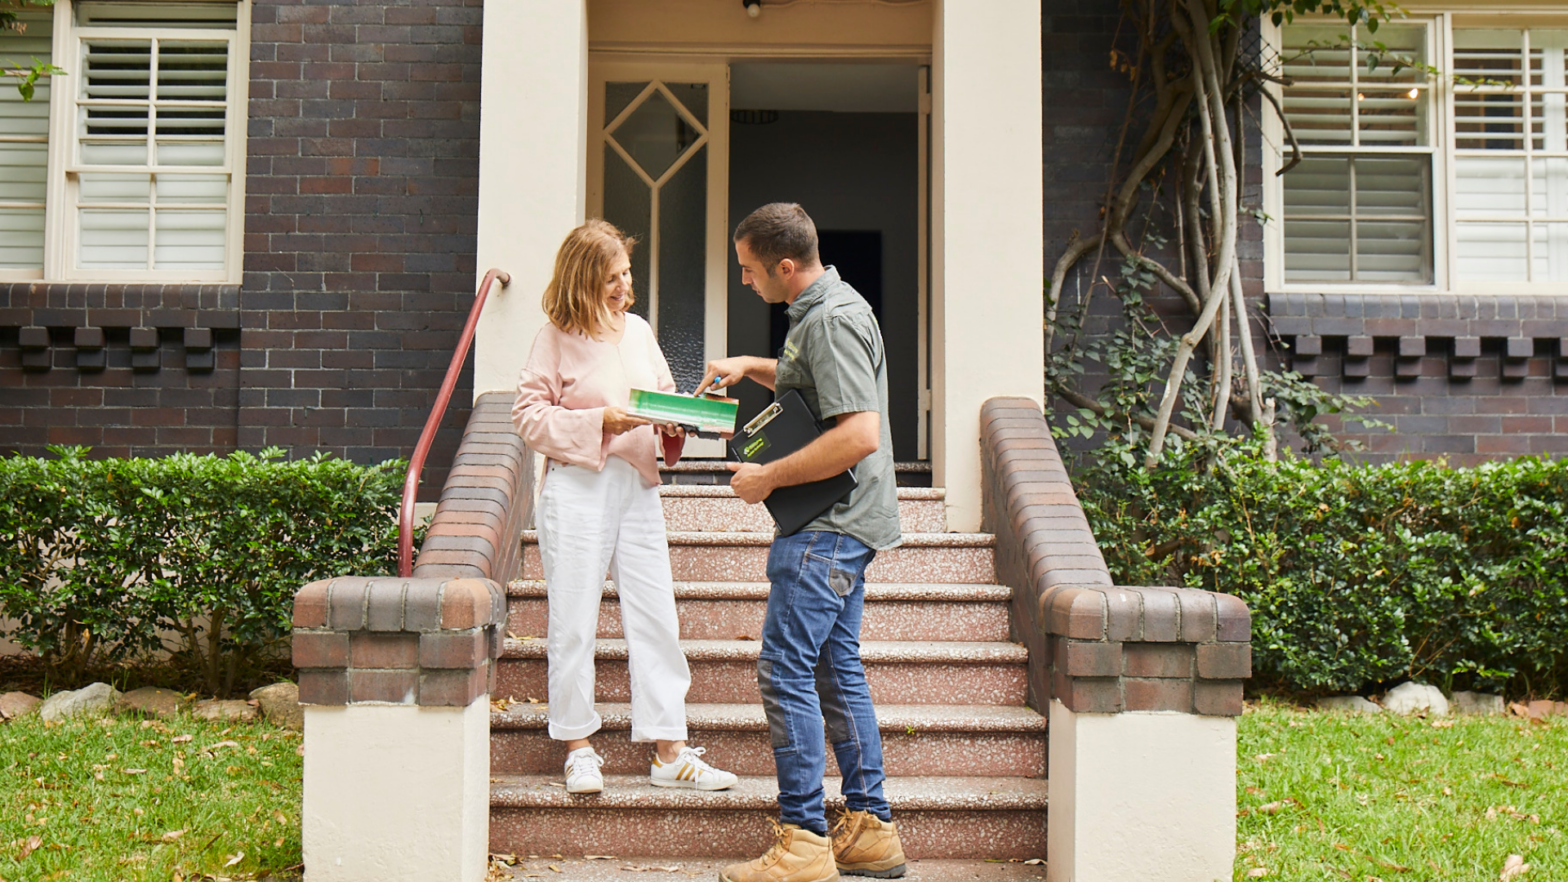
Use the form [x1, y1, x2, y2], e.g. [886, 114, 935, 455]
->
[1382, 682, 1449, 717]
[249, 682, 303, 731]
[38, 682, 122, 722]
[192, 699, 259, 722]
[1451, 691, 1505, 716]
[0, 692, 42, 720]
[1316, 695, 1382, 714]
[115, 687, 189, 718]
[1524, 699, 1566, 721]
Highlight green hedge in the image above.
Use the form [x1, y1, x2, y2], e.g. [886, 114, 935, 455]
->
[1075, 449, 1568, 698]
[0, 447, 409, 694]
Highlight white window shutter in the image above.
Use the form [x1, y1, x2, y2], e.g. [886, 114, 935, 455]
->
[0, 11, 53, 270]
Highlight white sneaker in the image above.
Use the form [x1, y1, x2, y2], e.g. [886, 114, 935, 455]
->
[564, 746, 605, 794]
[650, 745, 739, 791]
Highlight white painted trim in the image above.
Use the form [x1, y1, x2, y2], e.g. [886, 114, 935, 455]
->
[916, 64, 930, 462]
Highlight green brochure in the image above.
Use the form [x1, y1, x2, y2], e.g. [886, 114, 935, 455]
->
[627, 388, 739, 435]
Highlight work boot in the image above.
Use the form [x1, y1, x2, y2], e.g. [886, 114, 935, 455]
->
[830, 810, 906, 878]
[720, 822, 839, 882]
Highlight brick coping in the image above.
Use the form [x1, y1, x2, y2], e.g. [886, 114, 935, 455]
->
[979, 397, 1252, 716]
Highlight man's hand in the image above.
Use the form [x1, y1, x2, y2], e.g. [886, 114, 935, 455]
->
[727, 462, 775, 504]
[696, 357, 750, 396]
[697, 355, 777, 394]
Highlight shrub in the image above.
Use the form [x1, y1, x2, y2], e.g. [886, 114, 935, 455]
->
[0, 447, 411, 694]
[1074, 443, 1568, 699]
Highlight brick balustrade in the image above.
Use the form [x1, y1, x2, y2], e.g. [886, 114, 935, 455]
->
[413, 391, 535, 583]
[979, 397, 1252, 716]
[292, 575, 505, 707]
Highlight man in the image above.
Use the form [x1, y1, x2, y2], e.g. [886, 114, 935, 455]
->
[698, 204, 905, 882]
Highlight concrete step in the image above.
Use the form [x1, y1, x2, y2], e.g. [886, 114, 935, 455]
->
[495, 638, 1029, 706]
[491, 702, 1047, 778]
[521, 532, 996, 584]
[504, 581, 1013, 642]
[659, 485, 946, 533]
[490, 857, 1047, 881]
[489, 774, 1049, 859]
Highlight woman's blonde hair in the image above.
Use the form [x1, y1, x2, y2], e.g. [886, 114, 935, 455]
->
[542, 219, 636, 338]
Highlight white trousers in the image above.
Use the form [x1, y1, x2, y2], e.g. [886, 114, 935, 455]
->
[536, 456, 691, 742]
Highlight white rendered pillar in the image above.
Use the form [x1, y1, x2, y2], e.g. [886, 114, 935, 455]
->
[473, 0, 589, 398]
[1047, 701, 1237, 882]
[302, 702, 491, 881]
[931, 0, 1045, 531]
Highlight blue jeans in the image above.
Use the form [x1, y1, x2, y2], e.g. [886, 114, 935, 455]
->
[757, 530, 892, 834]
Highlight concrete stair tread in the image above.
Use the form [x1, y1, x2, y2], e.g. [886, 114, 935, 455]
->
[506, 580, 1011, 602]
[659, 485, 944, 500]
[492, 858, 1045, 881]
[501, 638, 1028, 664]
[521, 531, 994, 548]
[491, 702, 1047, 733]
[490, 774, 1048, 811]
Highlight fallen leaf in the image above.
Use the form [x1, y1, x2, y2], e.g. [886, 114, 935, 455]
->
[1500, 854, 1530, 880]
[548, 865, 561, 873]
[1023, 858, 1045, 865]
[223, 851, 244, 868]
[123, 768, 147, 775]
[585, 855, 617, 860]
[1245, 870, 1268, 878]
[208, 740, 241, 751]
[19, 836, 42, 860]
[172, 734, 193, 743]
[161, 830, 187, 842]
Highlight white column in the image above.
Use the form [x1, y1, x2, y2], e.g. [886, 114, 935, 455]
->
[473, 0, 589, 398]
[930, 0, 1045, 531]
[302, 701, 491, 881]
[1047, 701, 1237, 882]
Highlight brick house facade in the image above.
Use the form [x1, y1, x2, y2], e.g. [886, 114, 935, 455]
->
[3, 0, 1564, 487]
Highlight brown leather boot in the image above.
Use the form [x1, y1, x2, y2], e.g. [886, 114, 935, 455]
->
[720, 823, 840, 882]
[830, 810, 906, 878]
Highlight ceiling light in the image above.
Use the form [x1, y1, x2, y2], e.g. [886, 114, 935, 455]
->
[744, 0, 760, 17]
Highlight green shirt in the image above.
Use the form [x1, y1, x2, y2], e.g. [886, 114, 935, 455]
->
[773, 267, 902, 551]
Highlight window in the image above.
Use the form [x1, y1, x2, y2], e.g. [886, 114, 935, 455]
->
[0, 0, 246, 282]
[1266, 13, 1568, 293]
[1452, 28, 1568, 283]
[1278, 22, 1434, 284]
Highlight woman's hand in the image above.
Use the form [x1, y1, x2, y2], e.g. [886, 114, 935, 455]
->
[602, 406, 650, 435]
[657, 423, 685, 438]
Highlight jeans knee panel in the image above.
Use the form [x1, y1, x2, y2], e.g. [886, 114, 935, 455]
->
[756, 658, 791, 750]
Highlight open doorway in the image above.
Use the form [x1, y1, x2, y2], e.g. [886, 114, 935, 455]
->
[726, 62, 926, 462]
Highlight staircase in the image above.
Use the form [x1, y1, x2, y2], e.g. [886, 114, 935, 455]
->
[487, 470, 1048, 878]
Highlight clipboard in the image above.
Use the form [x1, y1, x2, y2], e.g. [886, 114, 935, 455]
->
[728, 389, 856, 536]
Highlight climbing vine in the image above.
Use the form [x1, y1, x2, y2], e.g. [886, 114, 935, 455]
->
[1046, 0, 1413, 465]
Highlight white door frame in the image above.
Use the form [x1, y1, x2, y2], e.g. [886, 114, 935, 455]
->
[587, 62, 729, 361]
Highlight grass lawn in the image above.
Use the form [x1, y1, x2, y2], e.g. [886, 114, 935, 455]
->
[1237, 701, 1568, 880]
[0, 712, 302, 882]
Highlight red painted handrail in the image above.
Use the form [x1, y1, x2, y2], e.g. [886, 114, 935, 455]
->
[399, 268, 511, 577]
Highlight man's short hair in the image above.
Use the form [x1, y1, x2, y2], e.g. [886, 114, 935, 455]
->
[734, 203, 819, 273]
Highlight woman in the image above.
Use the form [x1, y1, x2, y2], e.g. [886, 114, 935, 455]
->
[512, 219, 738, 795]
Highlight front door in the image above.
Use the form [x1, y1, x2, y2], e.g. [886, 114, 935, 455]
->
[587, 61, 730, 457]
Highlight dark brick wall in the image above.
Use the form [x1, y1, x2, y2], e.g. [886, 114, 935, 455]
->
[242, 0, 483, 496]
[0, 285, 241, 457]
[0, 0, 484, 500]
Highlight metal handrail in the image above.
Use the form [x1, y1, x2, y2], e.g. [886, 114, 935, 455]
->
[399, 267, 511, 577]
